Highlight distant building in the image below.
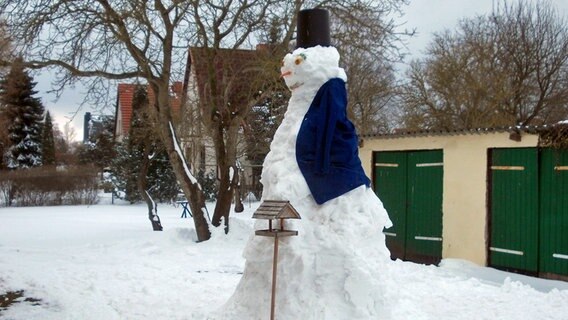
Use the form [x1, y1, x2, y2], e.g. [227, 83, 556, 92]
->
[83, 112, 113, 143]
[83, 112, 91, 142]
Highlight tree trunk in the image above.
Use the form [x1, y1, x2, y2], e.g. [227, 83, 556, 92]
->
[211, 120, 240, 233]
[138, 142, 163, 231]
[234, 166, 244, 213]
[153, 85, 210, 241]
[234, 185, 244, 213]
[212, 165, 236, 233]
[143, 192, 163, 231]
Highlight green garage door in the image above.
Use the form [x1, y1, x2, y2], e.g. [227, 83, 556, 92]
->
[490, 148, 539, 272]
[490, 147, 568, 277]
[406, 151, 444, 265]
[374, 151, 407, 261]
[539, 149, 568, 277]
[374, 150, 443, 265]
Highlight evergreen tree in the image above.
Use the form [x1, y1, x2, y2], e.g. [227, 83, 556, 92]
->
[77, 115, 115, 170]
[244, 91, 287, 197]
[146, 145, 178, 203]
[131, 85, 178, 203]
[111, 137, 142, 203]
[0, 57, 45, 169]
[0, 111, 9, 169]
[111, 85, 178, 204]
[41, 111, 56, 166]
[126, 85, 151, 202]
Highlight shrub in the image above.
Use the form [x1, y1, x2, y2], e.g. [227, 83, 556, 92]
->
[197, 169, 217, 201]
[0, 165, 99, 207]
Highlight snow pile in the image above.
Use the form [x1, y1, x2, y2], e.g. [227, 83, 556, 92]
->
[0, 203, 254, 320]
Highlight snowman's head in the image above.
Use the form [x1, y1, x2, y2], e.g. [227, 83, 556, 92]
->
[280, 46, 346, 91]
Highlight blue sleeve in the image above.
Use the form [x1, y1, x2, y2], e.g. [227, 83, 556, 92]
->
[314, 80, 346, 174]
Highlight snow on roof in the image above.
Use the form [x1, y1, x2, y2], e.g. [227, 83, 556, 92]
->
[362, 123, 568, 140]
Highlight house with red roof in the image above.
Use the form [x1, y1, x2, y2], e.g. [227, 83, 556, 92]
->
[114, 45, 270, 196]
[114, 82, 183, 141]
[181, 46, 265, 175]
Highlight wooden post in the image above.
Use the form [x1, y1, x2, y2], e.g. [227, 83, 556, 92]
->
[270, 233, 279, 320]
[251, 201, 301, 320]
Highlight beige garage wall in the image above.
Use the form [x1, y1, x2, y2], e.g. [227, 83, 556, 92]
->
[359, 132, 539, 265]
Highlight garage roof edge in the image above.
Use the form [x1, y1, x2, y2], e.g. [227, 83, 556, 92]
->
[361, 123, 568, 140]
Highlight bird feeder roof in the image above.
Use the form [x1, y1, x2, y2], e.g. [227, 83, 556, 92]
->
[252, 200, 301, 220]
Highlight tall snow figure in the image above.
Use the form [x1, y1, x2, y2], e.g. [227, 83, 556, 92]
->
[217, 9, 393, 320]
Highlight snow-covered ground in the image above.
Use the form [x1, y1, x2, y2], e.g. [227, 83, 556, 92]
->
[0, 196, 567, 320]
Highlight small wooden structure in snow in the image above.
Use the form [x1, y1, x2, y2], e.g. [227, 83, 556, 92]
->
[252, 200, 301, 320]
[253, 200, 301, 237]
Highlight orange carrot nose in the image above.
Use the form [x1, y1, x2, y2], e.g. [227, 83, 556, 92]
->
[281, 71, 292, 78]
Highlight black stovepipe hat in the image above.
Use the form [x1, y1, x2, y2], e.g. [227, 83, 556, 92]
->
[296, 8, 331, 48]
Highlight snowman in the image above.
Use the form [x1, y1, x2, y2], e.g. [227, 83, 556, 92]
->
[217, 9, 392, 320]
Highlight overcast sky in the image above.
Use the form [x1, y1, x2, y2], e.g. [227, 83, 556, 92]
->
[34, 0, 568, 141]
[401, 0, 568, 58]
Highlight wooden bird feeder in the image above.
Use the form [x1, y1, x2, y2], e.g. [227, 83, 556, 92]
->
[253, 200, 301, 237]
[252, 200, 301, 320]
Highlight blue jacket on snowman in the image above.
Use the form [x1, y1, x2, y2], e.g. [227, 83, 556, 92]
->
[296, 77, 370, 205]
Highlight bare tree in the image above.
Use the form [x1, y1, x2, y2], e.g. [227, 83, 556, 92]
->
[0, 0, 217, 241]
[0, 21, 11, 68]
[326, 0, 411, 134]
[187, 1, 294, 231]
[62, 122, 77, 149]
[342, 49, 397, 134]
[130, 85, 164, 231]
[400, 0, 568, 130]
[1, 0, 411, 239]
[493, 1, 568, 125]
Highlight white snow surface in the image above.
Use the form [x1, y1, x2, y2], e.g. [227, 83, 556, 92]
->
[0, 200, 567, 320]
